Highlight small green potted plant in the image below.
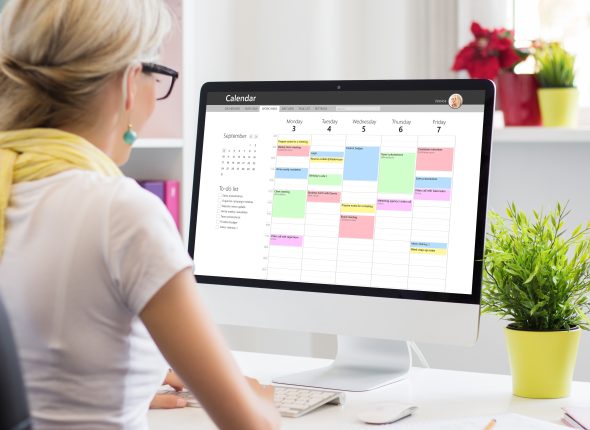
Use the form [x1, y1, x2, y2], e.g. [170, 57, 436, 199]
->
[535, 42, 578, 126]
[483, 202, 590, 398]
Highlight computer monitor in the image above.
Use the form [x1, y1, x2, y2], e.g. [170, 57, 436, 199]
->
[188, 80, 495, 391]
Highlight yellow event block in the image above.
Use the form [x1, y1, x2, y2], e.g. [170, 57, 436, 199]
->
[410, 248, 447, 255]
[310, 157, 344, 163]
[341, 203, 376, 214]
[277, 139, 310, 146]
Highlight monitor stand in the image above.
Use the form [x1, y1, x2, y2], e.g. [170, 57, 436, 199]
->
[272, 335, 411, 392]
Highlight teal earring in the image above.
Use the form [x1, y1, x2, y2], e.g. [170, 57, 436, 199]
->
[123, 123, 137, 145]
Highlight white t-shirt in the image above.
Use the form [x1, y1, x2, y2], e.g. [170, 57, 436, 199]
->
[0, 170, 193, 430]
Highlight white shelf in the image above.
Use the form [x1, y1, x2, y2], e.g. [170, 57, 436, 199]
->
[493, 127, 590, 144]
[134, 138, 184, 149]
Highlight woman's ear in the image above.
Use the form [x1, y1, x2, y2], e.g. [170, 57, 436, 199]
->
[124, 64, 143, 112]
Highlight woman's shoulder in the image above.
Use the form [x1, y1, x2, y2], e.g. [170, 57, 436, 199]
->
[107, 175, 168, 214]
[54, 169, 160, 206]
[20, 169, 167, 219]
[104, 174, 175, 232]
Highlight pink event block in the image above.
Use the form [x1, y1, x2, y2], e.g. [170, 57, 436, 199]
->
[414, 189, 451, 201]
[307, 191, 341, 203]
[416, 147, 454, 171]
[277, 146, 310, 157]
[377, 199, 412, 211]
[339, 215, 375, 239]
[270, 234, 303, 247]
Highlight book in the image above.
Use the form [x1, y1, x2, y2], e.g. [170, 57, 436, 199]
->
[138, 180, 180, 230]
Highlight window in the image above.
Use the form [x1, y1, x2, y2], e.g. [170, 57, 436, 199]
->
[513, 0, 590, 108]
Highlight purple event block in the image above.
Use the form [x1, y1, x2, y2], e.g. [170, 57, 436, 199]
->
[414, 189, 451, 201]
[270, 234, 303, 247]
[377, 199, 412, 211]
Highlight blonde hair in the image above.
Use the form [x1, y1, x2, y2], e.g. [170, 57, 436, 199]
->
[0, 0, 171, 130]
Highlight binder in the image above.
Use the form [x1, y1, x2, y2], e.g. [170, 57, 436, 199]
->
[164, 180, 180, 229]
[138, 180, 180, 230]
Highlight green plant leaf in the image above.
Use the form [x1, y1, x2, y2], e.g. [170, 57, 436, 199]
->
[482, 202, 590, 330]
[535, 42, 576, 88]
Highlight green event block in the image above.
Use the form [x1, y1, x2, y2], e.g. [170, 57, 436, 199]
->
[272, 190, 307, 218]
[378, 152, 416, 194]
[308, 174, 343, 186]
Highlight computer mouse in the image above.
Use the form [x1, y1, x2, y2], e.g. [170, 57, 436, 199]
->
[357, 402, 418, 425]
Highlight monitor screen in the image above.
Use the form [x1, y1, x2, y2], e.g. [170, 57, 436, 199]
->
[189, 80, 494, 305]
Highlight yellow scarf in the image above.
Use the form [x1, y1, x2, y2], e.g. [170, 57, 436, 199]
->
[0, 128, 123, 257]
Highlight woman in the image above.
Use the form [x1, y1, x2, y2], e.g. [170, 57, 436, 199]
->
[0, 1, 280, 429]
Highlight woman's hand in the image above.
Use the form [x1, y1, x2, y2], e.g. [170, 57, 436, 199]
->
[246, 377, 274, 403]
[150, 393, 187, 409]
[164, 369, 185, 391]
[149, 370, 187, 409]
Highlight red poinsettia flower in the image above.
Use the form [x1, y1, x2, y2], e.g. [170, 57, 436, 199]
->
[452, 22, 523, 79]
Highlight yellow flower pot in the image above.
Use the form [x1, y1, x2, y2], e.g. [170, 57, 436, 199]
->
[505, 326, 581, 398]
[537, 87, 579, 127]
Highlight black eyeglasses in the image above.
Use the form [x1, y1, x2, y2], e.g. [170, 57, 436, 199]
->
[141, 62, 179, 101]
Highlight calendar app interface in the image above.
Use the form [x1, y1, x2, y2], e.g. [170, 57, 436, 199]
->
[194, 90, 486, 294]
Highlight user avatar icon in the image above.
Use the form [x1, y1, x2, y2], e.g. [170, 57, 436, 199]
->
[448, 93, 463, 109]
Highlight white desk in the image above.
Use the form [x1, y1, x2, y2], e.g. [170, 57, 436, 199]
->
[148, 351, 590, 429]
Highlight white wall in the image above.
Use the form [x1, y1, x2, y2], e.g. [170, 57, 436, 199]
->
[187, 1, 590, 381]
[192, 0, 461, 83]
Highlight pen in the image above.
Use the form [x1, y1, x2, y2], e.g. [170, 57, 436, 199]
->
[483, 418, 496, 430]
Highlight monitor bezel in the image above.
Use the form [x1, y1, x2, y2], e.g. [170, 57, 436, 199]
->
[188, 79, 495, 306]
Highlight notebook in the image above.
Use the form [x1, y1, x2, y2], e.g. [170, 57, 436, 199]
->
[563, 407, 590, 429]
[395, 413, 565, 429]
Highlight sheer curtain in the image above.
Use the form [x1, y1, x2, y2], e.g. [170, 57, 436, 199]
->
[194, 0, 460, 84]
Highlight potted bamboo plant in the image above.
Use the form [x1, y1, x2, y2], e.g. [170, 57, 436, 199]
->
[535, 42, 578, 127]
[483, 203, 590, 398]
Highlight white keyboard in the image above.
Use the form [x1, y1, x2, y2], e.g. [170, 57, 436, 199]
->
[274, 386, 345, 417]
[158, 385, 345, 418]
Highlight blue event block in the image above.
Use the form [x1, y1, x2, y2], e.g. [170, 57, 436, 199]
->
[415, 177, 452, 189]
[343, 146, 379, 181]
[275, 167, 309, 179]
[411, 242, 448, 249]
[311, 151, 345, 158]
